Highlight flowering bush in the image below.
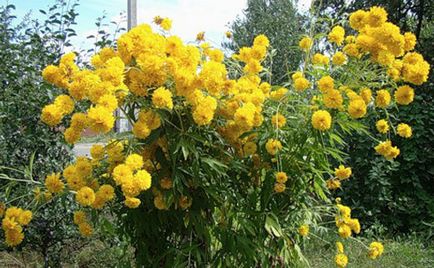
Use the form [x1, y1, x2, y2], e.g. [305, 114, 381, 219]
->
[1, 6, 430, 267]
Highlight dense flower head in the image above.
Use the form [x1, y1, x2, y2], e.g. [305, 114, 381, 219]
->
[394, 85, 414, 105]
[335, 253, 348, 268]
[368, 242, 384, 259]
[312, 110, 332, 131]
[334, 165, 352, 180]
[375, 140, 400, 160]
[376, 119, 389, 134]
[397, 123, 412, 138]
[328, 26, 345, 45]
[299, 36, 313, 50]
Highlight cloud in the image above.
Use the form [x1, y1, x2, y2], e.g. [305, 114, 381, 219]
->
[136, 0, 248, 44]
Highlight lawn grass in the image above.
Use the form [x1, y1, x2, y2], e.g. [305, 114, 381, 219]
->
[1, 235, 433, 267]
[304, 234, 434, 268]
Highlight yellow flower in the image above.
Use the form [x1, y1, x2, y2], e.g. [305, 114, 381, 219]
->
[54, 95, 75, 115]
[154, 195, 167, 210]
[368, 241, 384, 259]
[360, 88, 372, 104]
[317, 76, 334, 92]
[253, 34, 270, 48]
[265, 139, 282, 155]
[179, 196, 192, 210]
[76, 187, 96, 206]
[90, 144, 105, 160]
[311, 110, 332, 131]
[335, 165, 352, 180]
[133, 170, 152, 191]
[397, 123, 412, 138]
[269, 87, 288, 101]
[326, 179, 341, 190]
[366, 6, 388, 27]
[275, 172, 288, 183]
[243, 142, 257, 156]
[294, 77, 310, 91]
[336, 242, 344, 253]
[312, 53, 329, 65]
[152, 87, 173, 110]
[349, 10, 368, 30]
[348, 99, 367, 119]
[225, 31, 232, 39]
[125, 154, 144, 171]
[5, 227, 24, 247]
[17, 210, 32, 226]
[78, 222, 93, 237]
[45, 173, 64, 194]
[403, 32, 416, 51]
[97, 94, 118, 112]
[347, 218, 361, 234]
[328, 26, 345, 45]
[324, 89, 343, 109]
[271, 113, 286, 128]
[274, 183, 286, 193]
[375, 90, 391, 108]
[375, 140, 400, 160]
[112, 164, 133, 185]
[298, 224, 309, 237]
[160, 18, 172, 31]
[394, 85, 414, 105]
[332, 51, 347, 65]
[73, 210, 87, 225]
[338, 224, 352, 238]
[234, 103, 256, 128]
[87, 106, 115, 133]
[41, 104, 63, 126]
[160, 178, 173, 190]
[64, 127, 81, 144]
[70, 113, 89, 130]
[335, 253, 348, 268]
[376, 119, 389, 134]
[196, 31, 205, 41]
[125, 196, 141, 208]
[299, 36, 313, 50]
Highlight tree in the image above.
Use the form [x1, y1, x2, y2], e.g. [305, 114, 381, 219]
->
[224, 0, 304, 84]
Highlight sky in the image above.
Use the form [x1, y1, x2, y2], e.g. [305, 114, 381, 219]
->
[8, 0, 312, 51]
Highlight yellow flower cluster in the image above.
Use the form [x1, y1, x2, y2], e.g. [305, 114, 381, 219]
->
[112, 154, 151, 208]
[73, 210, 93, 237]
[292, 6, 430, 161]
[327, 165, 352, 190]
[335, 204, 361, 239]
[348, 6, 430, 84]
[274, 171, 288, 193]
[292, 71, 310, 91]
[375, 140, 400, 160]
[1, 206, 32, 247]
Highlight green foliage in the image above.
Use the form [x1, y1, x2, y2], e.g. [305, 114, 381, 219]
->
[224, 0, 304, 84]
[305, 233, 434, 267]
[0, 2, 76, 178]
[318, 0, 434, 233]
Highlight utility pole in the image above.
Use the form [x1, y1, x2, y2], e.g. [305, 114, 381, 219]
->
[116, 0, 137, 132]
[128, 0, 137, 30]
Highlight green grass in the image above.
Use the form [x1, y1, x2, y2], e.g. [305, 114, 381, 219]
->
[304, 234, 434, 268]
[1, 235, 433, 267]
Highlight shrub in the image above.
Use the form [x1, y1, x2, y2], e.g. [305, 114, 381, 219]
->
[1, 5, 430, 267]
